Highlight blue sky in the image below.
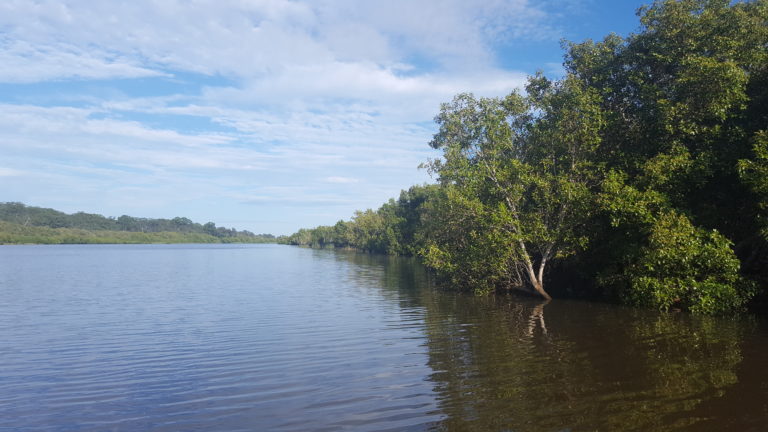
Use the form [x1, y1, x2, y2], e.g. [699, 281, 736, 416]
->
[1, 0, 645, 235]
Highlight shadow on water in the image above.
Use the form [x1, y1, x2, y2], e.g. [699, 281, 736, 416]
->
[324, 250, 768, 432]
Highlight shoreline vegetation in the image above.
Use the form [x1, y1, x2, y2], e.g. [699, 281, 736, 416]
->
[281, 0, 768, 314]
[0, 203, 275, 245]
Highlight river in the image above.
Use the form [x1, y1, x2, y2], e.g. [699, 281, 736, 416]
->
[1, 244, 767, 431]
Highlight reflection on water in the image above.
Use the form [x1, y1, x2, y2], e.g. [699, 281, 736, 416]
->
[426, 299, 727, 430]
[1, 245, 767, 431]
[424, 294, 768, 431]
[323, 248, 768, 431]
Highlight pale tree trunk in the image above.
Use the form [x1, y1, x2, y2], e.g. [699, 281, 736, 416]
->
[483, 159, 556, 301]
[518, 240, 553, 301]
[527, 272, 552, 301]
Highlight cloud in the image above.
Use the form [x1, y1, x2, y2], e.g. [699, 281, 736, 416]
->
[325, 176, 359, 184]
[0, 0, 559, 83]
[0, 0, 568, 233]
[0, 0, 539, 131]
[0, 102, 433, 194]
[0, 39, 166, 83]
[203, 63, 528, 120]
[0, 104, 267, 173]
[0, 167, 27, 176]
[241, 195, 355, 206]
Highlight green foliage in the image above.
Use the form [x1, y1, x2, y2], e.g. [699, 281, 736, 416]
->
[0, 203, 275, 244]
[420, 76, 603, 299]
[350, 209, 396, 253]
[278, 184, 439, 255]
[598, 170, 754, 313]
[419, 187, 522, 295]
[284, 0, 768, 314]
[599, 170, 668, 227]
[621, 212, 754, 314]
[0, 221, 218, 244]
[567, 0, 767, 240]
[739, 131, 768, 240]
[568, 0, 767, 311]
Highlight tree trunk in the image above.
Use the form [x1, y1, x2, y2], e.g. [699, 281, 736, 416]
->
[529, 277, 552, 301]
[517, 239, 553, 301]
[520, 252, 552, 301]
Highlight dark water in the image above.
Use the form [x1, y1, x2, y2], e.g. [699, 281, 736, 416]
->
[1, 244, 767, 431]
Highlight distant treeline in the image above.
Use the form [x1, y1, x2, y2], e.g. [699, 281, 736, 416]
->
[279, 184, 435, 256]
[0, 202, 275, 244]
[282, 0, 768, 315]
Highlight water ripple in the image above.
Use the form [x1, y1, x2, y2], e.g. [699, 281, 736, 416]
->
[0, 245, 441, 432]
[2, 244, 766, 431]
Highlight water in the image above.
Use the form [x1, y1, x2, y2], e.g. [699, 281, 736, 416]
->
[1, 244, 767, 431]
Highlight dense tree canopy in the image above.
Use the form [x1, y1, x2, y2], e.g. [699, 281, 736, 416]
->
[419, 75, 603, 300]
[284, 0, 767, 314]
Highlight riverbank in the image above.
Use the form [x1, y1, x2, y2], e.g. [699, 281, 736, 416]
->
[0, 221, 275, 245]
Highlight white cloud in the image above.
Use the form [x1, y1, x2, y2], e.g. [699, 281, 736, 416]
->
[203, 63, 527, 119]
[0, 0, 557, 82]
[0, 167, 26, 176]
[325, 176, 359, 184]
[0, 102, 433, 187]
[0, 39, 166, 83]
[0, 0, 567, 233]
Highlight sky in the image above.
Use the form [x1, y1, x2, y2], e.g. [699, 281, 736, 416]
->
[1, 0, 646, 235]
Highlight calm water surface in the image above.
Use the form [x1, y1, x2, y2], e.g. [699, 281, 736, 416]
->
[1, 244, 767, 431]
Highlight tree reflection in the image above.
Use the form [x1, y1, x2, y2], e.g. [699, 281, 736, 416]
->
[526, 301, 548, 337]
[420, 291, 756, 432]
